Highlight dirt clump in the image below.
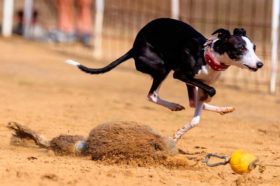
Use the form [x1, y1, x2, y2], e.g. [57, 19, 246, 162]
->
[86, 121, 183, 167]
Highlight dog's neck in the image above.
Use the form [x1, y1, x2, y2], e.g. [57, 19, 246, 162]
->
[203, 39, 230, 71]
[193, 38, 230, 84]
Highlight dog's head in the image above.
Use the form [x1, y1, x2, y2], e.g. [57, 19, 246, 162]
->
[211, 28, 263, 71]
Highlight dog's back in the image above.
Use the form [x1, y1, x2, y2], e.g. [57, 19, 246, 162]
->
[134, 18, 206, 55]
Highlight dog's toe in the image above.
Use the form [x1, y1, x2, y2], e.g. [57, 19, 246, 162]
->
[219, 106, 235, 115]
[170, 104, 185, 111]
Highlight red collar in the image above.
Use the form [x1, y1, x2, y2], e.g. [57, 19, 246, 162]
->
[204, 41, 230, 71]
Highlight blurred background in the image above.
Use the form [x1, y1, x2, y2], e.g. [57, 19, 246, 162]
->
[0, 0, 278, 94]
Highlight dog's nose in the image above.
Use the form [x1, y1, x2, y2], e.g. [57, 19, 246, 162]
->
[256, 62, 263, 69]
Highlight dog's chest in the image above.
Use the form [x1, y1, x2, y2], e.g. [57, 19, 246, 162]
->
[194, 65, 221, 84]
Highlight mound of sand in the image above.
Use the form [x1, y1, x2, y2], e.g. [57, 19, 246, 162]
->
[86, 121, 189, 167]
[8, 121, 191, 168]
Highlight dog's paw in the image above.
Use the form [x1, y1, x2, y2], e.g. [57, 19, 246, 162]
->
[219, 106, 235, 115]
[168, 103, 185, 111]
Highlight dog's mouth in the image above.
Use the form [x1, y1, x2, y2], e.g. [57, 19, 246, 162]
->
[244, 64, 258, 72]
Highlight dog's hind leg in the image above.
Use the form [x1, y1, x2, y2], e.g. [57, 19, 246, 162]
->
[148, 77, 185, 111]
[134, 43, 185, 111]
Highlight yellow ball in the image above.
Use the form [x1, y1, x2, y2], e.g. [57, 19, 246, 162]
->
[229, 150, 258, 174]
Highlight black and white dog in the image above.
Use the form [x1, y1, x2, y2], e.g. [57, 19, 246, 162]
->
[66, 18, 263, 141]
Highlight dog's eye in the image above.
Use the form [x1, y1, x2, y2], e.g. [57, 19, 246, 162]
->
[239, 46, 247, 52]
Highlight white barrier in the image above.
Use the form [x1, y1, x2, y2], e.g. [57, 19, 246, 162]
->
[93, 0, 105, 59]
[171, 0, 180, 20]
[270, 0, 280, 94]
[23, 0, 33, 38]
[2, 0, 14, 37]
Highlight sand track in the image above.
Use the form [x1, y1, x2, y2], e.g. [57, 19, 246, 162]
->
[0, 38, 280, 186]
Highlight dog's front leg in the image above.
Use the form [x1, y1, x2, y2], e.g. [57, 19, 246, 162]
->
[173, 72, 216, 97]
[173, 87, 204, 141]
[173, 102, 203, 141]
[203, 103, 235, 115]
[187, 85, 235, 115]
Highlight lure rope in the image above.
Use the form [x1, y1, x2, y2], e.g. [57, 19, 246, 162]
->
[204, 152, 280, 174]
[203, 153, 230, 167]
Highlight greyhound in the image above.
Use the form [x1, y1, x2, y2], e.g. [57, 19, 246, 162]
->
[66, 18, 263, 141]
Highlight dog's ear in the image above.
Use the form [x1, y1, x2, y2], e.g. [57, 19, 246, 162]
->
[213, 39, 228, 54]
[233, 28, 246, 36]
[212, 28, 231, 39]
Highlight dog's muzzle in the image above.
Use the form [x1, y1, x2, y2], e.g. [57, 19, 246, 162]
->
[245, 61, 263, 72]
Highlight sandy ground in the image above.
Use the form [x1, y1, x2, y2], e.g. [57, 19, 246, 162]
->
[0, 38, 280, 186]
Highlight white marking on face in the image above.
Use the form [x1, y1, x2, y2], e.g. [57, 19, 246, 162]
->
[240, 36, 261, 70]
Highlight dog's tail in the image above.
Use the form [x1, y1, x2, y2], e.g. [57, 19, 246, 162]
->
[65, 49, 134, 74]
